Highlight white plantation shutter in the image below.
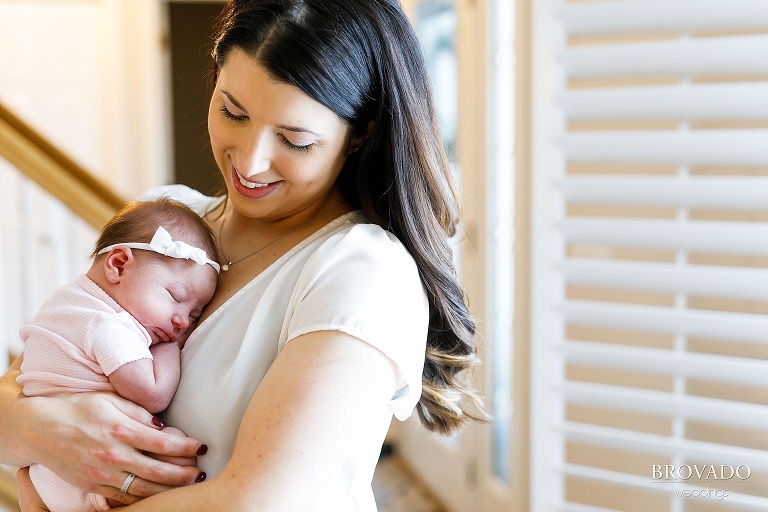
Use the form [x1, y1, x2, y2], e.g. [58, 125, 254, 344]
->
[530, 1, 768, 511]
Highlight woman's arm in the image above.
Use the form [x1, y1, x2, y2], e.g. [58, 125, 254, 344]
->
[0, 354, 206, 503]
[119, 329, 400, 511]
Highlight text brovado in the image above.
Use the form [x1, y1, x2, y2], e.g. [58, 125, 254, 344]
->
[652, 464, 751, 481]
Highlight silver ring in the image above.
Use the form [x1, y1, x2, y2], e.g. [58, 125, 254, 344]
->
[120, 473, 136, 494]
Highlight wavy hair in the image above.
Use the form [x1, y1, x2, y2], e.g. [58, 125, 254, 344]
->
[211, 0, 488, 434]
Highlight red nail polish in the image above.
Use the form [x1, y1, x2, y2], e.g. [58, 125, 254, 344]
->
[197, 444, 208, 455]
[195, 472, 207, 482]
[152, 417, 165, 428]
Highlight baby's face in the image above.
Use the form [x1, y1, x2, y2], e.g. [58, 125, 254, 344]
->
[115, 255, 218, 344]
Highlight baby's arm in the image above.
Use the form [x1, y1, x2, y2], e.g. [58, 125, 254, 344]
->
[109, 342, 181, 414]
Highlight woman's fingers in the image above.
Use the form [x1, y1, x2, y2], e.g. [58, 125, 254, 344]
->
[99, 390, 167, 430]
[121, 449, 206, 487]
[97, 393, 207, 459]
[93, 467, 205, 507]
[98, 467, 206, 506]
[95, 475, 174, 506]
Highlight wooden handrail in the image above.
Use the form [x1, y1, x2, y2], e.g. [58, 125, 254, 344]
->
[0, 102, 127, 229]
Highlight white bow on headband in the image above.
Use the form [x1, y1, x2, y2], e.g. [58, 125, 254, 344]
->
[97, 226, 220, 273]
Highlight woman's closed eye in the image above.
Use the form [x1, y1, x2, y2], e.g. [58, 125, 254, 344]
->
[278, 133, 313, 153]
[220, 105, 248, 122]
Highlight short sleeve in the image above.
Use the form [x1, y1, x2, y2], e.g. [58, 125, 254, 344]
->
[140, 184, 222, 217]
[84, 312, 153, 376]
[285, 224, 429, 420]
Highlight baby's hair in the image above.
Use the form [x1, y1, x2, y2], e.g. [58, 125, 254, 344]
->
[92, 198, 219, 266]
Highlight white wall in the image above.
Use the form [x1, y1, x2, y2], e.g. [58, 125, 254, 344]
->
[0, 0, 172, 367]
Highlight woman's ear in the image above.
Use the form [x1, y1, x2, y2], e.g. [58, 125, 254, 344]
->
[103, 247, 133, 284]
[347, 119, 376, 156]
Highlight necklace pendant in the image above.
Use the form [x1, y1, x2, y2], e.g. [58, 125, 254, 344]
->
[222, 262, 231, 272]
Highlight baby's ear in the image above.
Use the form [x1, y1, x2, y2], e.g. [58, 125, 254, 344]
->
[103, 247, 134, 283]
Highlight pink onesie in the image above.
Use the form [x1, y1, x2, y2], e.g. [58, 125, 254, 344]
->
[18, 274, 153, 512]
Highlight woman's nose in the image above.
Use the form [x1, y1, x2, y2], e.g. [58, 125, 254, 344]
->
[239, 131, 272, 176]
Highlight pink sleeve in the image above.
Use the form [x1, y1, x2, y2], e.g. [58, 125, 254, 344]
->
[83, 312, 153, 376]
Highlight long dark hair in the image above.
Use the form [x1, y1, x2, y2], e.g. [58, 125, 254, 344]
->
[211, 0, 488, 434]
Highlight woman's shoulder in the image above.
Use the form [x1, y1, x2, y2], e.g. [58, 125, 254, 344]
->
[317, 214, 419, 275]
[140, 184, 224, 216]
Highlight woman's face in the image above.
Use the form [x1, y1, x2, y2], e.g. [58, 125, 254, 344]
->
[208, 48, 351, 221]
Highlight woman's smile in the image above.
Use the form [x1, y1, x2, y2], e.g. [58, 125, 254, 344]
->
[231, 166, 283, 199]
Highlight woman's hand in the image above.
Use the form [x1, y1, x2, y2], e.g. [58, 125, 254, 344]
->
[23, 392, 206, 504]
[103, 426, 200, 508]
[16, 467, 48, 512]
[1, 355, 207, 505]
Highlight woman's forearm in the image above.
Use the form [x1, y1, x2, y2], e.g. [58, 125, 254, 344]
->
[0, 354, 35, 467]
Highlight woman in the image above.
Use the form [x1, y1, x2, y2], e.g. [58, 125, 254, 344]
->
[1, 0, 486, 510]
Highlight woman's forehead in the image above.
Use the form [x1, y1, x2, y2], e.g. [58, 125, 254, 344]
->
[216, 49, 347, 130]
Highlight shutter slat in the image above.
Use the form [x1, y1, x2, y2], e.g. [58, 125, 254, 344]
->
[562, 83, 768, 121]
[563, 34, 768, 79]
[562, 130, 768, 166]
[562, 382, 768, 430]
[557, 503, 620, 512]
[561, 340, 768, 386]
[561, 176, 768, 210]
[561, 0, 768, 37]
[560, 464, 768, 510]
[562, 300, 768, 344]
[561, 421, 768, 470]
[561, 259, 768, 300]
[562, 218, 768, 254]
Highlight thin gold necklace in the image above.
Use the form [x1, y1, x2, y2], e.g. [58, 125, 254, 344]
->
[217, 208, 317, 272]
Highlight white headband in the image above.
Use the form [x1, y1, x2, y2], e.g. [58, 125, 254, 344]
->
[97, 226, 220, 273]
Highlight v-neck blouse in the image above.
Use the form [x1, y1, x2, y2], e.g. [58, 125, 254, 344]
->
[142, 185, 429, 511]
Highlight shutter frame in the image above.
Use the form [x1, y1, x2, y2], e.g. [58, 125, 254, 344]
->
[531, 0, 768, 510]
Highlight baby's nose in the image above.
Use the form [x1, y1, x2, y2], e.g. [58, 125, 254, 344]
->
[173, 314, 190, 330]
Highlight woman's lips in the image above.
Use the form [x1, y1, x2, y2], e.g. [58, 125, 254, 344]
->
[237, 171, 270, 189]
[231, 167, 282, 198]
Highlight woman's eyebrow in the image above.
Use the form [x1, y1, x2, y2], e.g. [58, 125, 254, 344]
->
[276, 124, 321, 136]
[221, 90, 247, 112]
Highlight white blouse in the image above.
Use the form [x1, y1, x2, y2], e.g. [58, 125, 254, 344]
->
[143, 185, 429, 511]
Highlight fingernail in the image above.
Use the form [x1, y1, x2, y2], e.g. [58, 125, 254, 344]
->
[195, 472, 207, 483]
[152, 417, 166, 428]
[197, 444, 208, 455]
